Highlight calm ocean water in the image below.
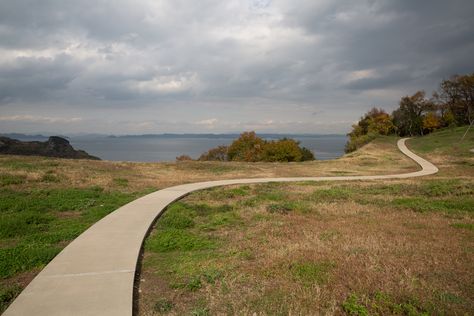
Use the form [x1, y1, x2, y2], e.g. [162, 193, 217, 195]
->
[69, 135, 347, 162]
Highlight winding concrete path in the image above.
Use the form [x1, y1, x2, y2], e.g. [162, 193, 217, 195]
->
[4, 139, 438, 316]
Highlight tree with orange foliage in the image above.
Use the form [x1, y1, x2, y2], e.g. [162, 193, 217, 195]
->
[422, 112, 441, 133]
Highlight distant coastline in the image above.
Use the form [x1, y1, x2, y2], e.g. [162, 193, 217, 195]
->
[0, 133, 347, 162]
[0, 132, 345, 139]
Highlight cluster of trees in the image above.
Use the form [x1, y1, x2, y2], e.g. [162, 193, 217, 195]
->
[346, 73, 474, 152]
[197, 131, 315, 162]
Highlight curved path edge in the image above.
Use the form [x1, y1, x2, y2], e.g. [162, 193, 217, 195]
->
[4, 138, 438, 316]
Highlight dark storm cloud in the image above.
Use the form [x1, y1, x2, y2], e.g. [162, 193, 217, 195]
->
[0, 0, 473, 133]
[0, 54, 81, 103]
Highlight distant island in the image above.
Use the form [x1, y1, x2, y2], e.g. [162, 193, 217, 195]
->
[0, 136, 100, 160]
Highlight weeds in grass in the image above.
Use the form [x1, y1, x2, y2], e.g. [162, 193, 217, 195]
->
[202, 269, 222, 284]
[249, 289, 290, 316]
[289, 261, 335, 286]
[146, 229, 216, 252]
[40, 173, 60, 183]
[199, 212, 241, 231]
[319, 229, 341, 241]
[451, 223, 474, 231]
[0, 212, 54, 238]
[0, 185, 141, 289]
[153, 298, 173, 313]
[342, 294, 368, 316]
[113, 178, 129, 187]
[393, 197, 474, 214]
[266, 203, 293, 214]
[0, 285, 22, 313]
[186, 275, 202, 291]
[312, 187, 352, 202]
[0, 244, 61, 278]
[158, 203, 195, 229]
[0, 173, 26, 186]
[0, 161, 36, 170]
[342, 292, 431, 316]
[190, 306, 210, 316]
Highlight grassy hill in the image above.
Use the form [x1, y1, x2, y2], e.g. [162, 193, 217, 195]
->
[0, 126, 472, 314]
[137, 127, 473, 315]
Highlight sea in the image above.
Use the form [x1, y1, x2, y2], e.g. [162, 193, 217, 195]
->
[3, 134, 348, 162]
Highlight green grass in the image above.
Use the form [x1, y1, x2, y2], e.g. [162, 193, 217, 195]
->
[289, 261, 335, 286]
[0, 161, 36, 171]
[312, 187, 352, 202]
[342, 294, 369, 316]
[408, 126, 474, 157]
[199, 211, 242, 231]
[0, 244, 61, 278]
[0, 184, 146, 312]
[145, 229, 216, 253]
[392, 197, 474, 214]
[158, 203, 196, 229]
[0, 186, 142, 278]
[342, 292, 431, 316]
[451, 223, 474, 231]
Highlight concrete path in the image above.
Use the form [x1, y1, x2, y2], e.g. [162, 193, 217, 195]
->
[4, 139, 438, 316]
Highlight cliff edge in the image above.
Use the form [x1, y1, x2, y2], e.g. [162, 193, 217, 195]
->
[0, 136, 100, 160]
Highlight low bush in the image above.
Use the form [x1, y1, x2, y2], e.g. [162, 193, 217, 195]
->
[199, 132, 315, 162]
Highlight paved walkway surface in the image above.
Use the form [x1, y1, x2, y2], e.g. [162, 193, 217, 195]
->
[4, 139, 438, 316]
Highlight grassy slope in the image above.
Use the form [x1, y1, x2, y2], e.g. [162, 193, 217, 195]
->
[0, 134, 414, 313]
[138, 127, 474, 315]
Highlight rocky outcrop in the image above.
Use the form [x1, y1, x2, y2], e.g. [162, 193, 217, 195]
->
[0, 136, 100, 160]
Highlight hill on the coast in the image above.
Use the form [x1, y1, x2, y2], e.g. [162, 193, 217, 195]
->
[0, 136, 100, 160]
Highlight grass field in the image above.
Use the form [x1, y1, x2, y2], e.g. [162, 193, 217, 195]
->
[137, 126, 474, 315]
[0, 127, 472, 314]
[0, 132, 413, 313]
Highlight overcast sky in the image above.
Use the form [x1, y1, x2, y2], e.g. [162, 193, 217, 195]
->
[0, 0, 473, 135]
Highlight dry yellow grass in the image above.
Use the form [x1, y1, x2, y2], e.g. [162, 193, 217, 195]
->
[0, 136, 417, 193]
[138, 178, 474, 315]
[137, 132, 474, 315]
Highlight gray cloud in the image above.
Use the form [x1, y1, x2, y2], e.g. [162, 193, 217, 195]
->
[0, 0, 473, 134]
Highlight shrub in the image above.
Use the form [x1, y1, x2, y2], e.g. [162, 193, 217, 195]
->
[345, 132, 377, 153]
[176, 155, 193, 161]
[200, 132, 315, 162]
[300, 146, 315, 161]
[227, 132, 265, 162]
[262, 138, 303, 162]
[198, 146, 228, 161]
[345, 108, 394, 153]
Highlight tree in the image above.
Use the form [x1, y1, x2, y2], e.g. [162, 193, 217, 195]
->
[392, 91, 434, 136]
[439, 74, 474, 125]
[357, 108, 395, 136]
[422, 112, 441, 133]
[345, 107, 394, 153]
[227, 131, 265, 162]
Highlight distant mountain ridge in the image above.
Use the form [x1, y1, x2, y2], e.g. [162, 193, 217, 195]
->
[0, 133, 345, 140]
[0, 136, 100, 160]
[107, 133, 345, 139]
